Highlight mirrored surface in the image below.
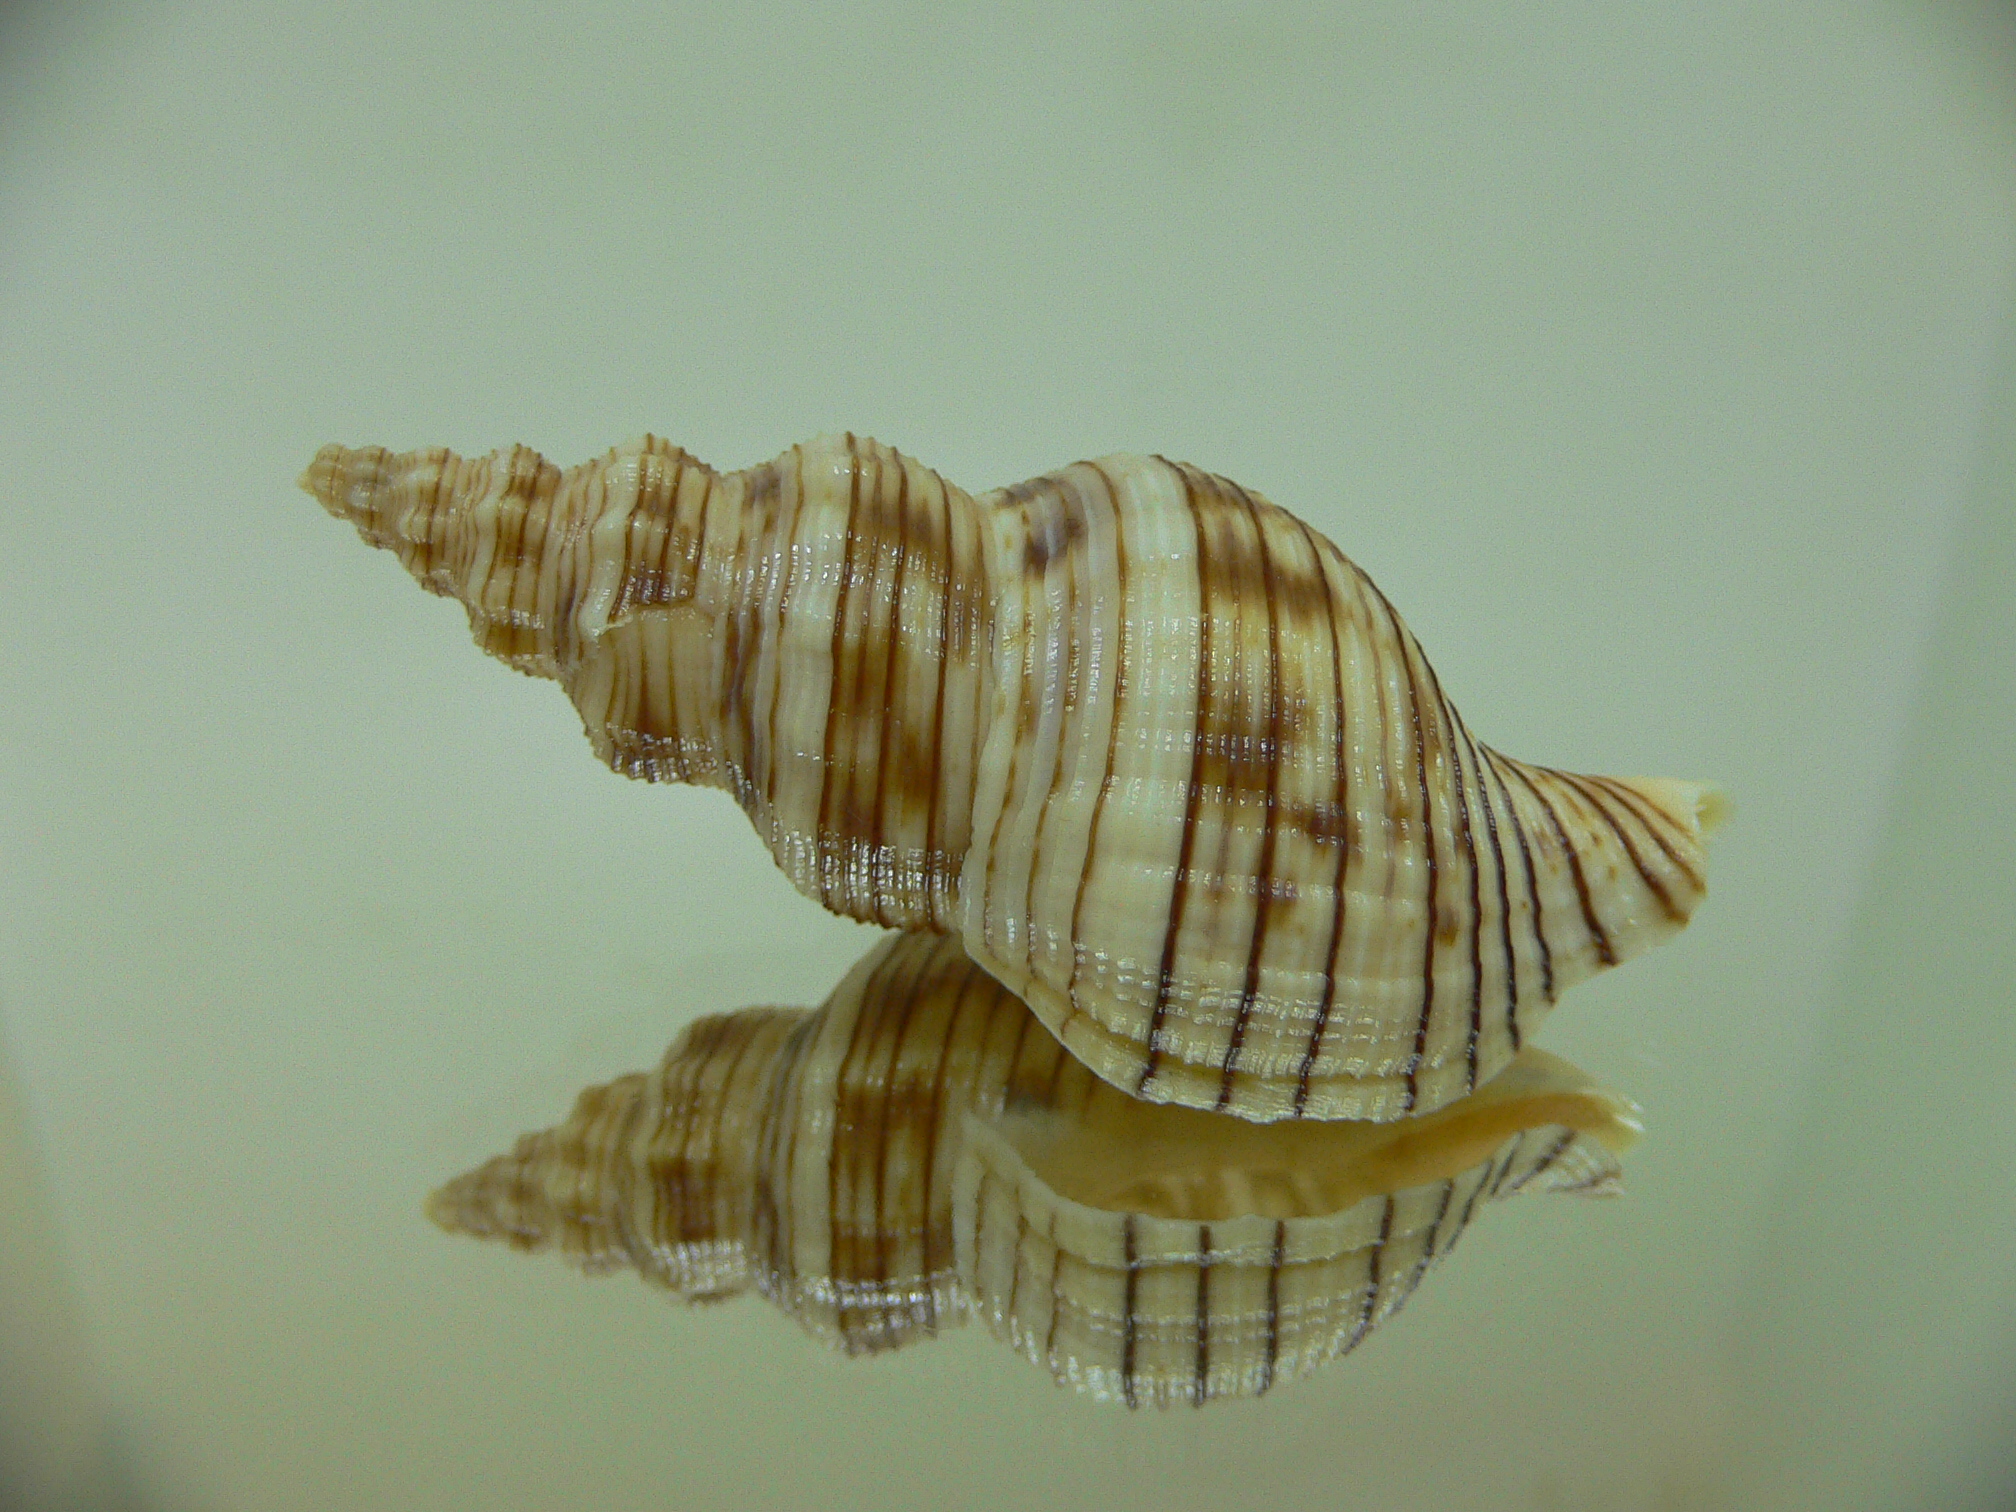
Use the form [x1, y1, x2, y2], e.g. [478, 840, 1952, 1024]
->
[427, 930, 1641, 1404]
[2, 3, 2012, 1509]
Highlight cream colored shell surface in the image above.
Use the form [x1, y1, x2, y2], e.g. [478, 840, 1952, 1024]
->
[306, 435, 1718, 1121]
[428, 932, 1640, 1405]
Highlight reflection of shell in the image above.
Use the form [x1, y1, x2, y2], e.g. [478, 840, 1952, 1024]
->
[428, 932, 1639, 1402]
[308, 434, 1720, 1121]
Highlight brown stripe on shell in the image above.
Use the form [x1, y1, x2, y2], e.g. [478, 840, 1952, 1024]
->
[1483, 745, 1552, 1007]
[1120, 1214, 1141, 1410]
[1361, 571, 1440, 1112]
[675, 458, 715, 627]
[1502, 756, 1616, 967]
[1218, 479, 1288, 1111]
[922, 464, 954, 920]
[607, 441, 694, 619]
[1290, 519, 1353, 1115]
[975, 515, 1027, 966]
[1520, 1128, 1582, 1192]
[910, 952, 974, 1308]
[1458, 1143, 1505, 1232]
[858, 943, 935, 1346]
[752, 1012, 817, 1299]
[866, 455, 913, 925]
[665, 466, 717, 784]
[1065, 463, 1128, 1035]
[833, 441, 882, 915]
[814, 443, 865, 913]
[662, 1012, 734, 1250]
[1455, 718, 1519, 1059]
[1588, 774, 1707, 893]
[1260, 1218, 1285, 1395]
[1479, 747, 1541, 1029]
[677, 1012, 770, 1257]
[1348, 1195, 1397, 1352]
[601, 1080, 649, 1266]
[717, 459, 772, 810]
[649, 1011, 724, 1254]
[1019, 478, 1087, 975]
[1406, 1179, 1458, 1296]
[760, 446, 804, 812]
[824, 943, 883, 1314]
[1011, 1202, 1038, 1357]
[1139, 463, 1212, 1095]
[1489, 1135, 1530, 1198]
[1554, 769, 1683, 924]
[1420, 664, 1486, 1093]
[1037, 1201, 1063, 1370]
[1194, 1223, 1214, 1405]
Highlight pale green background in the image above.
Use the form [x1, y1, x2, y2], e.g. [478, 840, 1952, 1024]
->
[2, 3, 2012, 1509]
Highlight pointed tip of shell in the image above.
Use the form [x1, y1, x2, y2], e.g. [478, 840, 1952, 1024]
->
[298, 443, 362, 518]
[1695, 784, 1734, 836]
[421, 1179, 464, 1235]
[299, 442, 412, 542]
[1597, 1098, 1647, 1157]
[1631, 777, 1732, 840]
[423, 1154, 547, 1249]
[423, 1163, 496, 1238]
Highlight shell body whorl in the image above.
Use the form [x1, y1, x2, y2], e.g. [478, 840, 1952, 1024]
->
[307, 434, 1717, 1122]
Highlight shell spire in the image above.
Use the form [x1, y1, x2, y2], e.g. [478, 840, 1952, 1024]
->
[303, 435, 991, 930]
[307, 434, 1721, 1122]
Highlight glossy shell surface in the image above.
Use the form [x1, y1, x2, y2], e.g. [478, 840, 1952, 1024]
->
[308, 435, 1719, 1121]
[428, 932, 1640, 1404]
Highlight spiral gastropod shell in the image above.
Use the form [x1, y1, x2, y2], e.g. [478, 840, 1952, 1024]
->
[428, 932, 1639, 1403]
[306, 434, 1720, 1121]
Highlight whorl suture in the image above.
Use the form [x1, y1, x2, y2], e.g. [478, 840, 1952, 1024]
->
[307, 434, 1722, 1122]
[427, 932, 1641, 1405]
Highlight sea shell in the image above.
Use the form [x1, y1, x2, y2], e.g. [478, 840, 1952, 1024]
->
[306, 434, 1721, 1121]
[428, 931, 1641, 1404]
